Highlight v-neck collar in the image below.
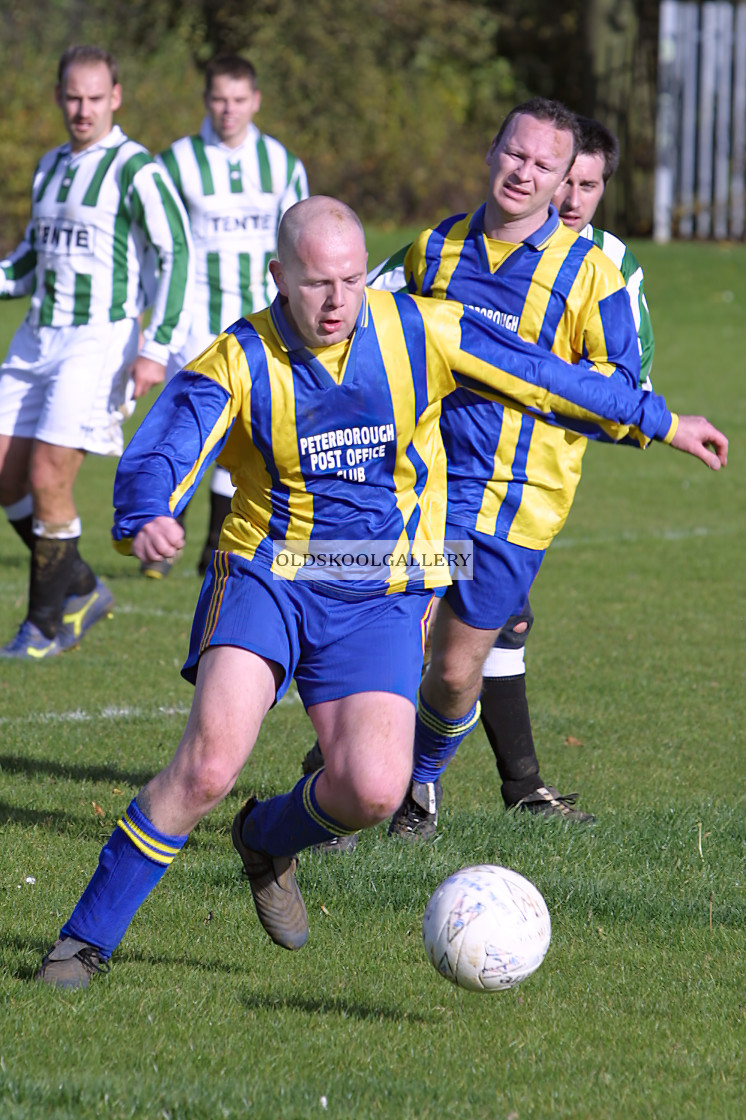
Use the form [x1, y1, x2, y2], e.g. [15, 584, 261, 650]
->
[268, 293, 368, 389]
[469, 202, 561, 274]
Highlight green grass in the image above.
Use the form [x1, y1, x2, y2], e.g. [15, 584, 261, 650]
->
[1, 234, 744, 1120]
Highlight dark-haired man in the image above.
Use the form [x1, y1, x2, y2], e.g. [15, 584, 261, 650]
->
[384, 101, 663, 834]
[147, 53, 308, 578]
[449, 113, 659, 833]
[0, 45, 192, 656]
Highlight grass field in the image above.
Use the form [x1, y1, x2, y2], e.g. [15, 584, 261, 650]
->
[0, 233, 744, 1120]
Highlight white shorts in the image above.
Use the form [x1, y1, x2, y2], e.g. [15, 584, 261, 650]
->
[0, 318, 139, 456]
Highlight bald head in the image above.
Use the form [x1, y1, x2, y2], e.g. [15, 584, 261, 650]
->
[270, 196, 368, 348]
[276, 196, 366, 266]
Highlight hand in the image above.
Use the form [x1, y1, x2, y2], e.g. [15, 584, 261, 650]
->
[670, 416, 728, 470]
[131, 356, 166, 399]
[132, 516, 185, 563]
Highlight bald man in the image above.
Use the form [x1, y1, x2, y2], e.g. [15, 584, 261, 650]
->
[36, 196, 727, 988]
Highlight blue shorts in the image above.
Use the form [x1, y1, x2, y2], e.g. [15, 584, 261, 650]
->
[443, 524, 544, 631]
[182, 551, 436, 707]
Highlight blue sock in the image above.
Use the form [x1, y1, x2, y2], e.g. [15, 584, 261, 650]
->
[242, 772, 358, 857]
[61, 799, 188, 958]
[411, 693, 481, 783]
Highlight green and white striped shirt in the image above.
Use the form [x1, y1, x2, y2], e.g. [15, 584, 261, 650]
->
[0, 125, 193, 367]
[158, 119, 308, 348]
[579, 224, 654, 388]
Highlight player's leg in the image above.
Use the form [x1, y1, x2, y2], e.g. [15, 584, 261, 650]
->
[240, 689, 414, 856]
[0, 342, 96, 655]
[0, 346, 66, 656]
[37, 643, 281, 988]
[480, 603, 540, 805]
[0, 433, 34, 546]
[387, 597, 497, 836]
[22, 438, 91, 640]
[481, 610, 595, 822]
[233, 587, 431, 944]
[50, 322, 138, 640]
[389, 531, 543, 838]
[297, 594, 444, 854]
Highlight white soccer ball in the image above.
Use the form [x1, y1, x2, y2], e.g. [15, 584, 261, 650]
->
[422, 864, 551, 992]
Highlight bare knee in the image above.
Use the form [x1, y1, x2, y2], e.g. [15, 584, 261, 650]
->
[320, 758, 410, 828]
[424, 653, 482, 712]
[348, 775, 408, 827]
[165, 750, 240, 815]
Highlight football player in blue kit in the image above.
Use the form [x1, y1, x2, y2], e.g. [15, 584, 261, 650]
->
[35, 196, 726, 987]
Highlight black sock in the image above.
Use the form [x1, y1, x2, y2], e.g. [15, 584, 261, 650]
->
[9, 514, 95, 598]
[28, 537, 83, 638]
[8, 514, 34, 550]
[480, 675, 542, 806]
[67, 554, 97, 597]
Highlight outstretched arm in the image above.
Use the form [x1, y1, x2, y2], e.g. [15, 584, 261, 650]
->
[670, 415, 728, 470]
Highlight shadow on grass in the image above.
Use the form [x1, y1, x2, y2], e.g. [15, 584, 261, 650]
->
[0, 799, 83, 831]
[0, 752, 152, 789]
[240, 989, 428, 1024]
[11, 941, 427, 1022]
[239, 990, 423, 1025]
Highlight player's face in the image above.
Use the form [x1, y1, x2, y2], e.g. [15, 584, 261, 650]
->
[56, 62, 121, 152]
[486, 114, 574, 226]
[204, 75, 261, 147]
[552, 151, 607, 231]
[270, 227, 368, 348]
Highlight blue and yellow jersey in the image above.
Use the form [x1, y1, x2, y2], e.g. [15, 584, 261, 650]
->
[113, 288, 674, 596]
[406, 204, 646, 548]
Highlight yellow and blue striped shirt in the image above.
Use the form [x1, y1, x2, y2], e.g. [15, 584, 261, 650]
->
[406, 205, 653, 548]
[113, 288, 674, 595]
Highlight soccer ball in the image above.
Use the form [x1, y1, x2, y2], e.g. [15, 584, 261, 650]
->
[422, 864, 551, 992]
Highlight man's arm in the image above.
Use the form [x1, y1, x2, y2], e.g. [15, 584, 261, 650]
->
[0, 221, 37, 300]
[408, 294, 727, 467]
[128, 161, 194, 397]
[112, 365, 237, 552]
[279, 154, 309, 215]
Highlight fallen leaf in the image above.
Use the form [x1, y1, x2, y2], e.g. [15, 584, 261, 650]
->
[92, 801, 105, 817]
[564, 735, 584, 747]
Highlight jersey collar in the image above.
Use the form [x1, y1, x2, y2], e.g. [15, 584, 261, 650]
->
[268, 293, 368, 388]
[62, 124, 126, 158]
[200, 116, 260, 154]
[469, 202, 561, 250]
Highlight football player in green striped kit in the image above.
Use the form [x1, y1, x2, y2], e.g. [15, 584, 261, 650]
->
[149, 53, 309, 579]
[0, 45, 193, 658]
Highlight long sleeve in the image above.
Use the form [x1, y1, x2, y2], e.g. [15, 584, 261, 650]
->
[411, 295, 674, 447]
[112, 370, 235, 547]
[128, 162, 194, 366]
[0, 220, 37, 299]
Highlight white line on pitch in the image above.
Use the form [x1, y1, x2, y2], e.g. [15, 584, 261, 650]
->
[0, 689, 302, 728]
[552, 524, 740, 550]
